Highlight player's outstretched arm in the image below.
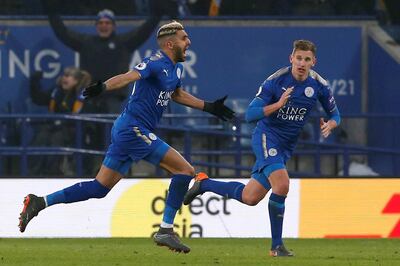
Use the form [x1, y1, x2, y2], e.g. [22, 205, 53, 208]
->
[171, 87, 204, 109]
[83, 70, 140, 99]
[172, 88, 235, 121]
[318, 84, 341, 138]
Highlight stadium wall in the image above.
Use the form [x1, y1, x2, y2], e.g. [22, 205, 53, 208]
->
[0, 20, 369, 114]
[367, 33, 400, 175]
[2, 178, 399, 238]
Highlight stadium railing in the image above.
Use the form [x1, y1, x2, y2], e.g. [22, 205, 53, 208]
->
[0, 113, 399, 177]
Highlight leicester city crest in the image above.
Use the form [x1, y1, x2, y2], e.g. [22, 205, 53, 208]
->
[304, 87, 314, 98]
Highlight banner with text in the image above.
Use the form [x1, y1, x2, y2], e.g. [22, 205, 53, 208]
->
[0, 178, 300, 238]
[1, 178, 399, 238]
[0, 23, 361, 114]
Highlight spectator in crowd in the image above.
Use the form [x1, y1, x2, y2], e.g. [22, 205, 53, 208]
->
[41, 0, 176, 113]
[41, 0, 177, 171]
[29, 67, 91, 175]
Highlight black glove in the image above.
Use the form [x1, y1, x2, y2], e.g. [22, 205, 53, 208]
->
[82, 81, 106, 99]
[203, 95, 235, 121]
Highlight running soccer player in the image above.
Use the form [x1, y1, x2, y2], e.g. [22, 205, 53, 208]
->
[18, 21, 234, 253]
[183, 40, 341, 257]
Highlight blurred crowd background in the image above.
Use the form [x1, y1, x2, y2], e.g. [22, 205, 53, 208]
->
[0, 0, 385, 17]
[1, 0, 399, 42]
[0, 0, 399, 177]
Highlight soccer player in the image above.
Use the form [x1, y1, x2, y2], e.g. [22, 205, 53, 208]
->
[18, 21, 234, 253]
[183, 40, 341, 257]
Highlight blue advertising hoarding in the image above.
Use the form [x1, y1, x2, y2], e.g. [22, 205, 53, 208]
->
[367, 37, 400, 175]
[0, 22, 361, 114]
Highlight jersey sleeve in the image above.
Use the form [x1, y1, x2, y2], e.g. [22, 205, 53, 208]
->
[176, 63, 183, 88]
[133, 59, 160, 79]
[318, 84, 340, 118]
[255, 79, 275, 104]
[245, 80, 275, 122]
[76, 90, 85, 102]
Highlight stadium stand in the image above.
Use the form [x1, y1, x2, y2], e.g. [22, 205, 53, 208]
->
[0, 0, 399, 177]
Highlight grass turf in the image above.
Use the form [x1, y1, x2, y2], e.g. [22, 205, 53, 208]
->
[0, 238, 399, 266]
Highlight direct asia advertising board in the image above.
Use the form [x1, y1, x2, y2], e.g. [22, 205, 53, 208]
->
[1, 178, 399, 238]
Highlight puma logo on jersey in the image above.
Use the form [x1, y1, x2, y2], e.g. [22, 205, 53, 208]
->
[163, 69, 168, 76]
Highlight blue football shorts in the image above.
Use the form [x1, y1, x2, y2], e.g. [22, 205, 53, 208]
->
[103, 113, 170, 175]
[250, 128, 290, 190]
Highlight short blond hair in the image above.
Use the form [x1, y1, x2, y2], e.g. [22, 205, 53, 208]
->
[292, 40, 316, 56]
[156, 21, 184, 39]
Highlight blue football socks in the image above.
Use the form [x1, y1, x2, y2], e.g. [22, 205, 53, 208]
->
[45, 179, 110, 207]
[268, 193, 286, 248]
[162, 174, 193, 225]
[200, 179, 244, 202]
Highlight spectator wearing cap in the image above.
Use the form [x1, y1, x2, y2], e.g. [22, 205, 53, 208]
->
[41, 0, 170, 113]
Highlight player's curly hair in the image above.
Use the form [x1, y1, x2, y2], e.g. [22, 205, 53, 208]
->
[156, 21, 184, 39]
[292, 40, 316, 56]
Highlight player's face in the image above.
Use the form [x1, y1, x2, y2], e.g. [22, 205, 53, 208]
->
[96, 18, 115, 38]
[172, 30, 191, 62]
[61, 73, 78, 91]
[290, 50, 316, 81]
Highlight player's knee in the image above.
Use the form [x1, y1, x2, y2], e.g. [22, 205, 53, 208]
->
[245, 198, 261, 206]
[274, 183, 289, 196]
[180, 165, 195, 177]
[242, 193, 261, 206]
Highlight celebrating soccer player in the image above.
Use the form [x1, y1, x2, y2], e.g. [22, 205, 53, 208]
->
[183, 40, 341, 257]
[18, 21, 234, 253]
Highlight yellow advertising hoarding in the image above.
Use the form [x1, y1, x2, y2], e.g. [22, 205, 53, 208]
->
[299, 179, 400, 238]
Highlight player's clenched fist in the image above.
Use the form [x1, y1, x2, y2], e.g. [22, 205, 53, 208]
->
[278, 86, 293, 108]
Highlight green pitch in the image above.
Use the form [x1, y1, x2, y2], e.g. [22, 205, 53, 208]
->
[1, 238, 399, 266]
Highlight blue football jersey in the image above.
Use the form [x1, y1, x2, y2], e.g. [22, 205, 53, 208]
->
[255, 66, 338, 151]
[124, 51, 183, 130]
